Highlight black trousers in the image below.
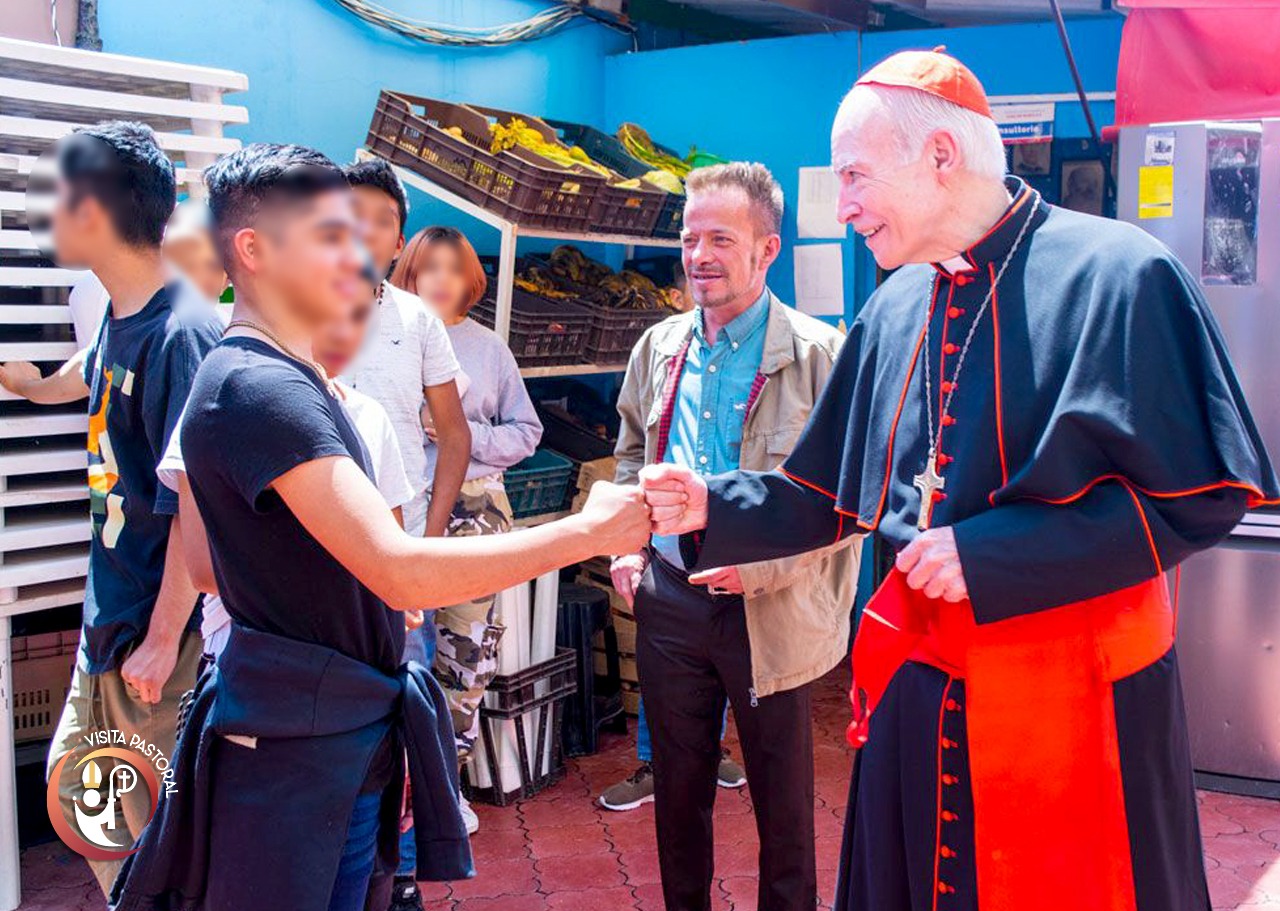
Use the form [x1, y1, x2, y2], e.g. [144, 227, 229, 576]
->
[636, 553, 817, 911]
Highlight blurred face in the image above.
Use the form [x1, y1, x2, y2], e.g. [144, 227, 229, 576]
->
[234, 188, 363, 327]
[46, 177, 116, 268]
[314, 284, 376, 377]
[164, 234, 228, 301]
[412, 243, 470, 321]
[680, 187, 778, 311]
[351, 185, 404, 277]
[831, 100, 948, 270]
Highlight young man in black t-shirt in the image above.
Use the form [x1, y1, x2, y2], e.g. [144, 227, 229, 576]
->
[0, 121, 222, 893]
[111, 144, 651, 911]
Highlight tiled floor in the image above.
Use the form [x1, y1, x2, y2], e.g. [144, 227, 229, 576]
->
[18, 668, 1280, 910]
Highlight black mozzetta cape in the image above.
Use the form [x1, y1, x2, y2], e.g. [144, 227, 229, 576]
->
[697, 179, 1279, 622]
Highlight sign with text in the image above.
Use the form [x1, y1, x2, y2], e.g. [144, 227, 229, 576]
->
[994, 102, 1055, 145]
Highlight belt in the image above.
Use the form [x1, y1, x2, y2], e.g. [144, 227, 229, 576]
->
[849, 569, 1174, 911]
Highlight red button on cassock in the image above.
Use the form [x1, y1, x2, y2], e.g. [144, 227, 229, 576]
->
[945, 698, 959, 710]
[937, 454, 953, 467]
[943, 415, 957, 427]
[943, 343, 959, 355]
[947, 307, 964, 319]
[932, 490, 947, 502]
[941, 381, 955, 393]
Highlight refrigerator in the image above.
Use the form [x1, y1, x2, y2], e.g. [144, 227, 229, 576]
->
[1117, 120, 1280, 795]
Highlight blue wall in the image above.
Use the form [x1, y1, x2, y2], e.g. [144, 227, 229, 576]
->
[100, 4, 1124, 309]
[602, 16, 1124, 322]
[100, 0, 631, 250]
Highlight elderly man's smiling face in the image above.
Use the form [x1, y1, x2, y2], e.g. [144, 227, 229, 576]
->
[831, 92, 948, 271]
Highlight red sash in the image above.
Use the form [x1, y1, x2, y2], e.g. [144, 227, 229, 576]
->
[849, 570, 1175, 911]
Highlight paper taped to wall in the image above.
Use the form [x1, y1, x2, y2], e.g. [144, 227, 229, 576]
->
[797, 167, 846, 239]
[794, 243, 845, 317]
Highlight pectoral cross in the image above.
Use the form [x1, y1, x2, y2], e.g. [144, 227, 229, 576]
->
[912, 451, 946, 531]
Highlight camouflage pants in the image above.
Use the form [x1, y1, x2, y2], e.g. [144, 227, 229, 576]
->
[433, 475, 513, 763]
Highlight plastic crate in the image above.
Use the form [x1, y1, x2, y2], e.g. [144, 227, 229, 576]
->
[472, 108, 663, 237]
[365, 91, 605, 233]
[467, 647, 578, 805]
[546, 119, 651, 179]
[472, 289, 594, 368]
[653, 191, 685, 239]
[504, 449, 575, 519]
[587, 182, 665, 237]
[688, 149, 729, 169]
[546, 119, 680, 237]
[581, 301, 669, 365]
[535, 404, 616, 463]
[12, 631, 77, 744]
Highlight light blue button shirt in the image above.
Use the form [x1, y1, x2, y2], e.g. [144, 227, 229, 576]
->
[653, 289, 770, 568]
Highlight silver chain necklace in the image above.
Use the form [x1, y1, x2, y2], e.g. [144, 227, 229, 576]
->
[912, 192, 1040, 530]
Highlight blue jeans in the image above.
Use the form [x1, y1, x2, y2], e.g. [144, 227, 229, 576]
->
[396, 617, 437, 878]
[636, 696, 728, 764]
[328, 792, 381, 911]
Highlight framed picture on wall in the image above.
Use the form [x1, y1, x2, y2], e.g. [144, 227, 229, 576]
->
[1061, 160, 1105, 216]
[1011, 142, 1052, 176]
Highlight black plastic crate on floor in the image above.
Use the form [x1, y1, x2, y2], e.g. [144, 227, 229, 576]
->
[556, 584, 625, 757]
[465, 647, 578, 806]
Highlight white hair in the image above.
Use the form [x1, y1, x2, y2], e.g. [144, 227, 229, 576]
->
[837, 83, 1007, 181]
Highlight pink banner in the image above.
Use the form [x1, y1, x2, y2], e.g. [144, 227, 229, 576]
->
[1115, 3, 1280, 128]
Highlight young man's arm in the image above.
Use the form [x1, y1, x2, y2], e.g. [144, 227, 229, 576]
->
[422, 379, 470, 537]
[119, 511, 200, 703]
[610, 335, 655, 605]
[0, 350, 91, 404]
[177, 475, 217, 594]
[273, 455, 648, 610]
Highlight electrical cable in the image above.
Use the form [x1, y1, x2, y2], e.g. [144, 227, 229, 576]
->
[325, 0, 627, 48]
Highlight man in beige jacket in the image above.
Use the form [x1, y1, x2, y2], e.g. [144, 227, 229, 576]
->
[606, 162, 859, 911]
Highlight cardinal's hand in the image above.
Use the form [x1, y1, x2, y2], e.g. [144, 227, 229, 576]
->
[639, 463, 709, 536]
[896, 527, 968, 602]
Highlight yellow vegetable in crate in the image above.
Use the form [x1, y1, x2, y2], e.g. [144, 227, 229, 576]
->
[642, 169, 684, 195]
[617, 123, 690, 182]
[489, 118, 612, 178]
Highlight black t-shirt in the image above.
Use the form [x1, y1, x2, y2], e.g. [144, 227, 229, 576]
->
[81, 282, 223, 673]
[182, 337, 404, 673]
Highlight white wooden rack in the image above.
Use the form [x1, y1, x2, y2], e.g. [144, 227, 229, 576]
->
[0, 37, 247, 911]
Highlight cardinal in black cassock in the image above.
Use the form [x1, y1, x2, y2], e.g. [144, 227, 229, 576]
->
[642, 50, 1278, 911]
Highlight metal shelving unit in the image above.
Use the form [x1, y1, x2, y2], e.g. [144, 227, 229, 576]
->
[0, 37, 248, 911]
[360, 152, 681, 379]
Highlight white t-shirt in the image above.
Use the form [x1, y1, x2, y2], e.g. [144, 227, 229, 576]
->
[158, 380, 414, 657]
[338, 282, 461, 534]
[69, 272, 111, 349]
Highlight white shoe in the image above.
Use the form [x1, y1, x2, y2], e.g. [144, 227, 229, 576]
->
[459, 794, 479, 835]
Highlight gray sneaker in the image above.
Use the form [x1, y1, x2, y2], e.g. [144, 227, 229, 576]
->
[598, 763, 655, 811]
[717, 750, 747, 789]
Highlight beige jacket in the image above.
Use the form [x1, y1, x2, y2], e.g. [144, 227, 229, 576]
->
[615, 292, 861, 698]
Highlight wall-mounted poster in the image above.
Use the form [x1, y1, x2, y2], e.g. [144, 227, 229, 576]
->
[1012, 143, 1051, 176]
[1061, 160, 1105, 216]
